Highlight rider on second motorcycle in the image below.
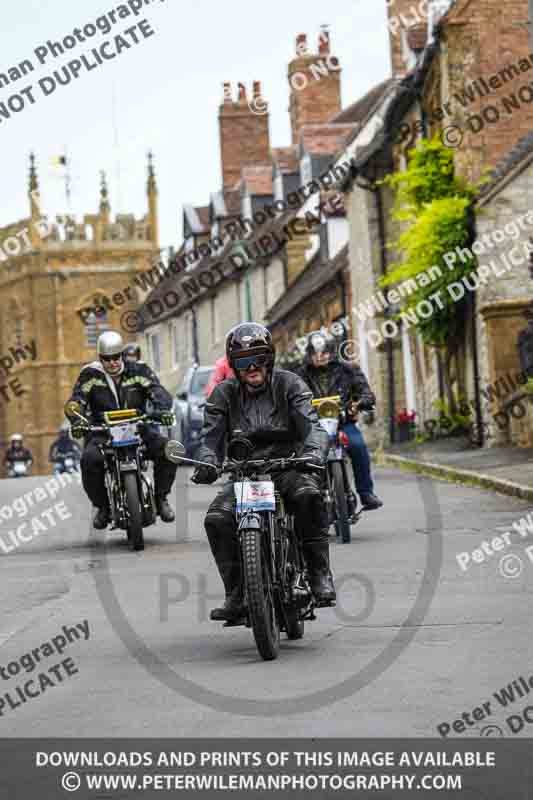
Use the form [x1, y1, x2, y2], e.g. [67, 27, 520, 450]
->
[296, 330, 383, 511]
[4, 434, 33, 476]
[65, 331, 177, 529]
[49, 425, 81, 471]
[191, 322, 336, 622]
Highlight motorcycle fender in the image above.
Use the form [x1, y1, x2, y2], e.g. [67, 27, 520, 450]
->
[119, 461, 138, 473]
[237, 512, 261, 531]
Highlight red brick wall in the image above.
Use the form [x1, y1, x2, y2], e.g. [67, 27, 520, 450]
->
[219, 83, 270, 190]
[288, 32, 342, 145]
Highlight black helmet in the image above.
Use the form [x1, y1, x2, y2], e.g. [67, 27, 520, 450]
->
[305, 329, 336, 359]
[123, 343, 141, 360]
[226, 323, 275, 374]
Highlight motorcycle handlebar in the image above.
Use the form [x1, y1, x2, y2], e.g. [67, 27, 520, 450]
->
[221, 456, 325, 475]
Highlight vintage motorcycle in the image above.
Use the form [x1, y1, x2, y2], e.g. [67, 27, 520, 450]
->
[311, 394, 360, 544]
[7, 461, 31, 479]
[53, 451, 80, 475]
[71, 407, 181, 551]
[214, 435, 329, 661]
[182, 433, 330, 661]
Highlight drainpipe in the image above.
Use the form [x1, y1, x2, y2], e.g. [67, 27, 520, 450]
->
[376, 185, 396, 445]
[191, 304, 199, 364]
[470, 290, 484, 447]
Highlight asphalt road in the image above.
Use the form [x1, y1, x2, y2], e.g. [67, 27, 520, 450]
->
[0, 466, 532, 737]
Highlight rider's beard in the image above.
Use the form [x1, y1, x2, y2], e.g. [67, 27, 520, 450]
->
[102, 359, 124, 377]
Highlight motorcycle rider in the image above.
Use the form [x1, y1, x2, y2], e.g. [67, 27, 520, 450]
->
[123, 343, 142, 365]
[4, 434, 33, 475]
[49, 424, 81, 471]
[297, 330, 383, 511]
[191, 322, 336, 622]
[65, 331, 177, 530]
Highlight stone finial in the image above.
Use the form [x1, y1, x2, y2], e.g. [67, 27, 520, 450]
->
[29, 152, 38, 193]
[99, 170, 110, 213]
[147, 151, 157, 193]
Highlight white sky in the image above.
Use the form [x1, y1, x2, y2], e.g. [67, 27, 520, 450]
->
[0, 0, 391, 249]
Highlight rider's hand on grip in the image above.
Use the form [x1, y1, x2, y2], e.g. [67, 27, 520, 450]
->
[71, 424, 88, 440]
[191, 464, 218, 484]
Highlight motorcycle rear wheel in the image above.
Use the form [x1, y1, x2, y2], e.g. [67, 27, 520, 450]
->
[331, 461, 351, 544]
[123, 472, 144, 551]
[242, 528, 280, 661]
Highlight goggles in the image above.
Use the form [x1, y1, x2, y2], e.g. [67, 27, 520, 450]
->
[100, 353, 122, 363]
[233, 353, 271, 371]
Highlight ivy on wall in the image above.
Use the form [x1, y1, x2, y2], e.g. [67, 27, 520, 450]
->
[379, 135, 479, 348]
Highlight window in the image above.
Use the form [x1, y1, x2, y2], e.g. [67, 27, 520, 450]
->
[210, 296, 220, 345]
[148, 332, 161, 371]
[84, 308, 109, 348]
[171, 321, 180, 367]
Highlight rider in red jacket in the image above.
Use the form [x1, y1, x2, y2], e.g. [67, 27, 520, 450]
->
[205, 356, 235, 397]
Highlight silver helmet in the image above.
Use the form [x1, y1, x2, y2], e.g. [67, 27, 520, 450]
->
[96, 331, 124, 358]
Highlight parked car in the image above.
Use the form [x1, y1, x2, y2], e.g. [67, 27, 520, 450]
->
[172, 365, 215, 458]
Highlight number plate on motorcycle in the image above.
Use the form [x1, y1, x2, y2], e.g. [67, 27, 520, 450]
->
[234, 481, 276, 512]
[110, 422, 139, 447]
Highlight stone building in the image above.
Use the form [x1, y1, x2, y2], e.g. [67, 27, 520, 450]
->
[331, 0, 533, 447]
[0, 154, 160, 475]
[475, 136, 533, 447]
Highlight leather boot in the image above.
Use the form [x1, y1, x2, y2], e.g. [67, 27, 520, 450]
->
[206, 526, 245, 621]
[303, 540, 336, 605]
[156, 495, 175, 523]
[93, 506, 110, 530]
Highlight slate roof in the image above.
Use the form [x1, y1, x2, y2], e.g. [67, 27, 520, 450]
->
[300, 124, 355, 156]
[330, 78, 395, 125]
[478, 131, 533, 200]
[265, 244, 349, 326]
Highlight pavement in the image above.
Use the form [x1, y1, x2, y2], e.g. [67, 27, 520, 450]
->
[0, 465, 532, 739]
[382, 436, 533, 501]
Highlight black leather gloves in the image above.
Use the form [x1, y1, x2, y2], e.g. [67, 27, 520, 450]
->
[191, 464, 218, 484]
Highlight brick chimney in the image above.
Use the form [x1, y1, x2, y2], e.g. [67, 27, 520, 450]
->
[288, 28, 342, 145]
[387, 1, 429, 77]
[219, 81, 270, 190]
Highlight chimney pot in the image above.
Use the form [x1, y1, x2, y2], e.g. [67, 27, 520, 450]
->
[296, 33, 308, 56]
[253, 81, 261, 98]
[318, 28, 330, 54]
[223, 81, 232, 103]
[237, 82, 247, 102]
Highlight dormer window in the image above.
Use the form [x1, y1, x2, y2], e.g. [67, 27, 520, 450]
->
[274, 173, 284, 202]
[300, 153, 312, 185]
[242, 193, 253, 221]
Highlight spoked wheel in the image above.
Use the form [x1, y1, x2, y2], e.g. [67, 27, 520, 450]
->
[331, 461, 351, 544]
[123, 473, 144, 551]
[242, 529, 280, 660]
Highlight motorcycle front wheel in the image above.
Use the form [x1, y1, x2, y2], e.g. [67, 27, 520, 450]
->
[123, 472, 144, 551]
[331, 461, 351, 544]
[242, 528, 280, 661]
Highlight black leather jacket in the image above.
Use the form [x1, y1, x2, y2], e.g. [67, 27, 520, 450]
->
[4, 446, 33, 465]
[197, 369, 328, 466]
[68, 360, 172, 423]
[296, 359, 375, 406]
